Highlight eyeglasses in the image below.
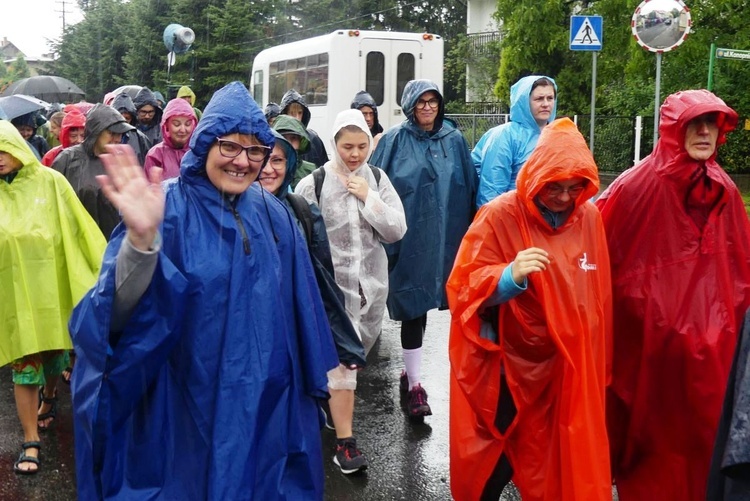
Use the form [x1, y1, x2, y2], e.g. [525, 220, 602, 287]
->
[689, 112, 719, 126]
[137, 109, 156, 117]
[415, 98, 439, 109]
[216, 139, 271, 162]
[266, 155, 287, 171]
[544, 182, 587, 198]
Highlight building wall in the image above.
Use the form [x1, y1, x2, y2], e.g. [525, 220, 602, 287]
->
[467, 0, 499, 34]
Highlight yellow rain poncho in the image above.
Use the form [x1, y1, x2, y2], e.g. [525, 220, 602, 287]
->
[0, 120, 106, 366]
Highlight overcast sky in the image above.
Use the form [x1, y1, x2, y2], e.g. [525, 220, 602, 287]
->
[1, 0, 84, 58]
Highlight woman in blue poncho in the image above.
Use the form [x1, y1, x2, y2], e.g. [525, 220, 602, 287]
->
[69, 82, 338, 500]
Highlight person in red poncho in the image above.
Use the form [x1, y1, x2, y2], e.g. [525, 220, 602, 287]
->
[447, 118, 612, 501]
[41, 111, 86, 167]
[595, 89, 750, 501]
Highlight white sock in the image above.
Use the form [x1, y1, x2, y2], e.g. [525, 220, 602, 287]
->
[403, 347, 422, 390]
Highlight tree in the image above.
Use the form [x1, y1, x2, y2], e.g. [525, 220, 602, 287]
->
[52, 0, 130, 101]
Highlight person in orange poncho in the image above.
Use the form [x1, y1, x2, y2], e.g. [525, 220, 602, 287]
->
[595, 89, 750, 501]
[447, 118, 612, 501]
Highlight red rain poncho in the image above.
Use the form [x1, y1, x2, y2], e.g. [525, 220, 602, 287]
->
[595, 89, 750, 501]
[42, 110, 86, 167]
[447, 118, 612, 501]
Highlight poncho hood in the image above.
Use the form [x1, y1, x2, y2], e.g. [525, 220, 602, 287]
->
[269, 129, 297, 199]
[1, 119, 38, 170]
[60, 110, 86, 149]
[11, 112, 38, 134]
[280, 89, 311, 126]
[160, 98, 197, 150]
[111, 93, 137, 124]
[273, 114, 311, 154]
[82, 104, 134, 157]
[181, 81, 274, 183]
[350, 90, 383, 135]
[652, 89, 738, 174]
[516, 118, 599, 225]
[177, 86, 196, 106]
[510, 75, 557, 129]
[401, 79, 444, 132]
[331, 109, 373, 174]
[133, 86, 164, 129]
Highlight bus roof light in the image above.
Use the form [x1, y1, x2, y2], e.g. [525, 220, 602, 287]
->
[422, 33, 434, 40]
[349, 30, 360, 37]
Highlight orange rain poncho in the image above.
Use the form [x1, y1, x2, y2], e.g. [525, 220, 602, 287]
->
[596, 90, 750, 501]
[447, 118, 612, 501]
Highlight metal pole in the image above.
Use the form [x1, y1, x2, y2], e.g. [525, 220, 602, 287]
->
[654, 52, 662, 146]
[707, 42, 716, 91]
[590, 51, 597, 153]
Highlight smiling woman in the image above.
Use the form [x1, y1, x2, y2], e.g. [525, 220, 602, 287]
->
[68, 81, 338, 500]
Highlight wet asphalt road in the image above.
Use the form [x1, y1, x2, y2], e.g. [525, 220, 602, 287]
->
[0, 309, 622, 500]
[0, 309, 528, 500]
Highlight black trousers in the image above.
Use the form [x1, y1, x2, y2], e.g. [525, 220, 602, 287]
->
[400, 314, 427, 349]
[479, 374, 517, 500]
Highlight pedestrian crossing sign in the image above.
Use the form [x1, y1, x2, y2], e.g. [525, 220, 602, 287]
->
[570, 16, 603, 51]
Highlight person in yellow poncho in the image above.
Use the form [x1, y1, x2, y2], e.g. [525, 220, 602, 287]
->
[177, 85, 203, 121]
[0, 120, 106, 475]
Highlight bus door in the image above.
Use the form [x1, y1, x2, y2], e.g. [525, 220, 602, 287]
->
[359, 38, 421, 131]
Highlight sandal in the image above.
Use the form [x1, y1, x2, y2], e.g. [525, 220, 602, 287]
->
[61, 366, 73, 385]
[13, 441, 41, 475]
[38, 389, 58, 430]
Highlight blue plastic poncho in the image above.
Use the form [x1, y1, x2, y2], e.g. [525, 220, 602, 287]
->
[370, 80, 477, 321]
[473, 75, 557, 207]
[70, 82, 338, 500]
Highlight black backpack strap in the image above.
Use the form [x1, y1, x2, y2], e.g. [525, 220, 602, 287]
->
[312, 167, 326, 203]
[286, 193, 314, 246]
[369, 165, 382, 187]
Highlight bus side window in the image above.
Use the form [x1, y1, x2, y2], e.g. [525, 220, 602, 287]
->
[366, 52, 385, 106]
[253, 70, 263, 102]
[397, 53, 415, 106]
[270, 61, 286, 103]
[307, 53, 328, 105]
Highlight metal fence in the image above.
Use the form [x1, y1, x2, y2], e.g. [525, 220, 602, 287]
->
[447, 113, 657, 173]
[446, 114, 509, 147]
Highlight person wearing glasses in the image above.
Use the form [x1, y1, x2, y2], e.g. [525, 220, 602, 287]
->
[133, 87, 164, 148]
[473, 75, 557, 208]
[446, 118, 612, 501]
[68, 82, 338, 500]
[596, 90, 750, 501]
[370, 79, 477, 422]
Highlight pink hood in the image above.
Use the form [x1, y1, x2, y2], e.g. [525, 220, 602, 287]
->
[160, 98, 197, 149]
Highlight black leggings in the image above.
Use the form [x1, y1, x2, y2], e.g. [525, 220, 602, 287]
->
[400, 314, 427, 350]
[480, 375, 517, 500]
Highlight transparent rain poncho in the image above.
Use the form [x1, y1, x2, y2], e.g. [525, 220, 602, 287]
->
[296, 110, 407, 353]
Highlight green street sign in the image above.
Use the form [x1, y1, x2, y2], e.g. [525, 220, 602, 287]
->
[715, 48, 750, 60]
